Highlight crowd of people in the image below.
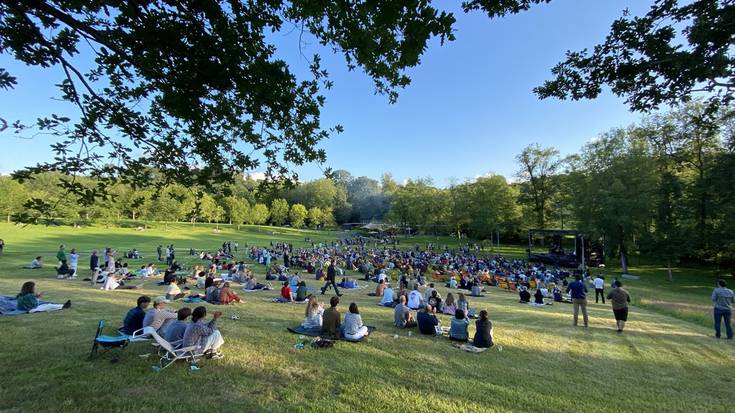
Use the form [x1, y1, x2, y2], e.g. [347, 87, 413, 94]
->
[10, 236, 733, 367]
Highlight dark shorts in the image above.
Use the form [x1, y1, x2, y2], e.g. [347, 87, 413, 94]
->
[613, 307, 628, 321]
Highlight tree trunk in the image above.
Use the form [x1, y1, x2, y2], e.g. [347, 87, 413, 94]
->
[667, 257, 673, 282]
[6, 214, 10, 223]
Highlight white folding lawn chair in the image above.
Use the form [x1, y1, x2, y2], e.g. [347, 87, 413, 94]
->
[148, 329, 203, 370]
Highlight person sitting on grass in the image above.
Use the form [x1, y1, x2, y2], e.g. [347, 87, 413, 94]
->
[302, 295, 324, 332]
[15, 281, 71, 313]
[164, 307, 192, 346]
[427, 289, 443, 313]
[277, 281, 294, 303]
[143, 296, 178, 333]
[29, 256, 43, 269]
[56, 260, 73, 279]
[394, 295, 417, 328]
[424, 283, 436, 302]
[471, 281, 483, 297]
[380, 283, 395, 307]
[531, 289, 545, 306]
[443, 293, 457, 315]
[472, 310, 494, 348]
[370, 279, 386, 297]
[321, 296, 341, 338]
[447, 276, 458, 289]
[206, 281, 221, 304]
[449, 309, 469, 342]
[165, 278, 189, 301]
[295, 281, 309, 302]
[244, 276, 269, 291]
[101, 270, 143, 291]
[457, 293, 470, 316]
[518, 286, 531, 303]
[343, 303, 369, 340]
[219, 282, 242, 304]
[417, 304, 441, 336]
[183, 306, 224, 359]
[407, 285, 424, 310]
[120, 295, 151, 335]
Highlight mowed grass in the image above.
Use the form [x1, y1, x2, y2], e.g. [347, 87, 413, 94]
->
[0, 223, 733, 413]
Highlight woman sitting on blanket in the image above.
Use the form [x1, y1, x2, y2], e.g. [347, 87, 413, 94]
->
[449, 309, 469, 342]
[16, 281, 71, 312]
[219, 282, 242, 304]
[343, 302, 369, 340]
[301, 296, 324, 331]
[531, 289, 545, 306]
[428, 289, 443, 312]
[442, 293, 457, 316]
[472, 310, 494, 348]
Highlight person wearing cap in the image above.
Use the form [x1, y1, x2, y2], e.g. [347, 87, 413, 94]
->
[142, 296, 177, 333]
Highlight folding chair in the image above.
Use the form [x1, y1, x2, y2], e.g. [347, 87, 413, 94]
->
[148, 329, 203, 371]
[89, 320, 130, 361]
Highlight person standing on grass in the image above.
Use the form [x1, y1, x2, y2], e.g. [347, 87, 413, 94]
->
[0, 239, 5, 255]
[68, 249, 79, 278]
[56, 244, 66, 265]
[320, 259, 341, 297]
[567, 275, 589, 327]
[593, 274, 605, 304]
[712, 279, 734, 340]
[157, 245, 163, 261]
[607, 281, 631, 332]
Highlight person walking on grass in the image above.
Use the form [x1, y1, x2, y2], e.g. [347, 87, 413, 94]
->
[320, 259, 341, 297]
[567, 275, 589, 327]
[712, 279, 734, 340]
[56, 244, 66, 265]
[607, 281, 631, 332]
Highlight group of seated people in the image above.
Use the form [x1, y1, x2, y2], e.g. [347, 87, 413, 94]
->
[392, 295, 493, 348]
[518, 283, 571, 305]
[300, 295, 370, 341]
[119, 295, 225, 358]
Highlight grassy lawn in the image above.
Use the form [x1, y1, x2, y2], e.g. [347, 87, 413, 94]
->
[0, 223, 733, 413]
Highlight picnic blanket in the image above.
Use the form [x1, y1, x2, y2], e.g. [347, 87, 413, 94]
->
[286, 325, 377, 342]
[0, 295, 60, 316]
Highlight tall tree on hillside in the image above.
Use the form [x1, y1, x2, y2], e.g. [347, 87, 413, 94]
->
[250, 203, 270, 226]
[289, 203, 308, 228]
[515, 144, 561, 229]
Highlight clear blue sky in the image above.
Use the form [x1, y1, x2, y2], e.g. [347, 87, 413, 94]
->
[0, 1, 648, 186]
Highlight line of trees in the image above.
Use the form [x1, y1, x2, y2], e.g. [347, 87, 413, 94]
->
[1, 103, 733, 268]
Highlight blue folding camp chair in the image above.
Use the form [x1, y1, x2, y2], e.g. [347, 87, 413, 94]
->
[89, 320, 130, 361]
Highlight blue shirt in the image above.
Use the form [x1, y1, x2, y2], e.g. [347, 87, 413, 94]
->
[121, 307, 146, 335]
[566, 281, 588, 300]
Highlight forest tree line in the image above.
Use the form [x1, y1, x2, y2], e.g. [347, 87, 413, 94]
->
[1, 103, 733, 268]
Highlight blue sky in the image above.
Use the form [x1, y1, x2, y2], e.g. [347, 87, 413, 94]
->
[0, 1, 648, 186]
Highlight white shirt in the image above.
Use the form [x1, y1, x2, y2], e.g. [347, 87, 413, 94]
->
[69, 253, 79, 268]
[407, 290, 423, 309]
[593, 278, 605, 289]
